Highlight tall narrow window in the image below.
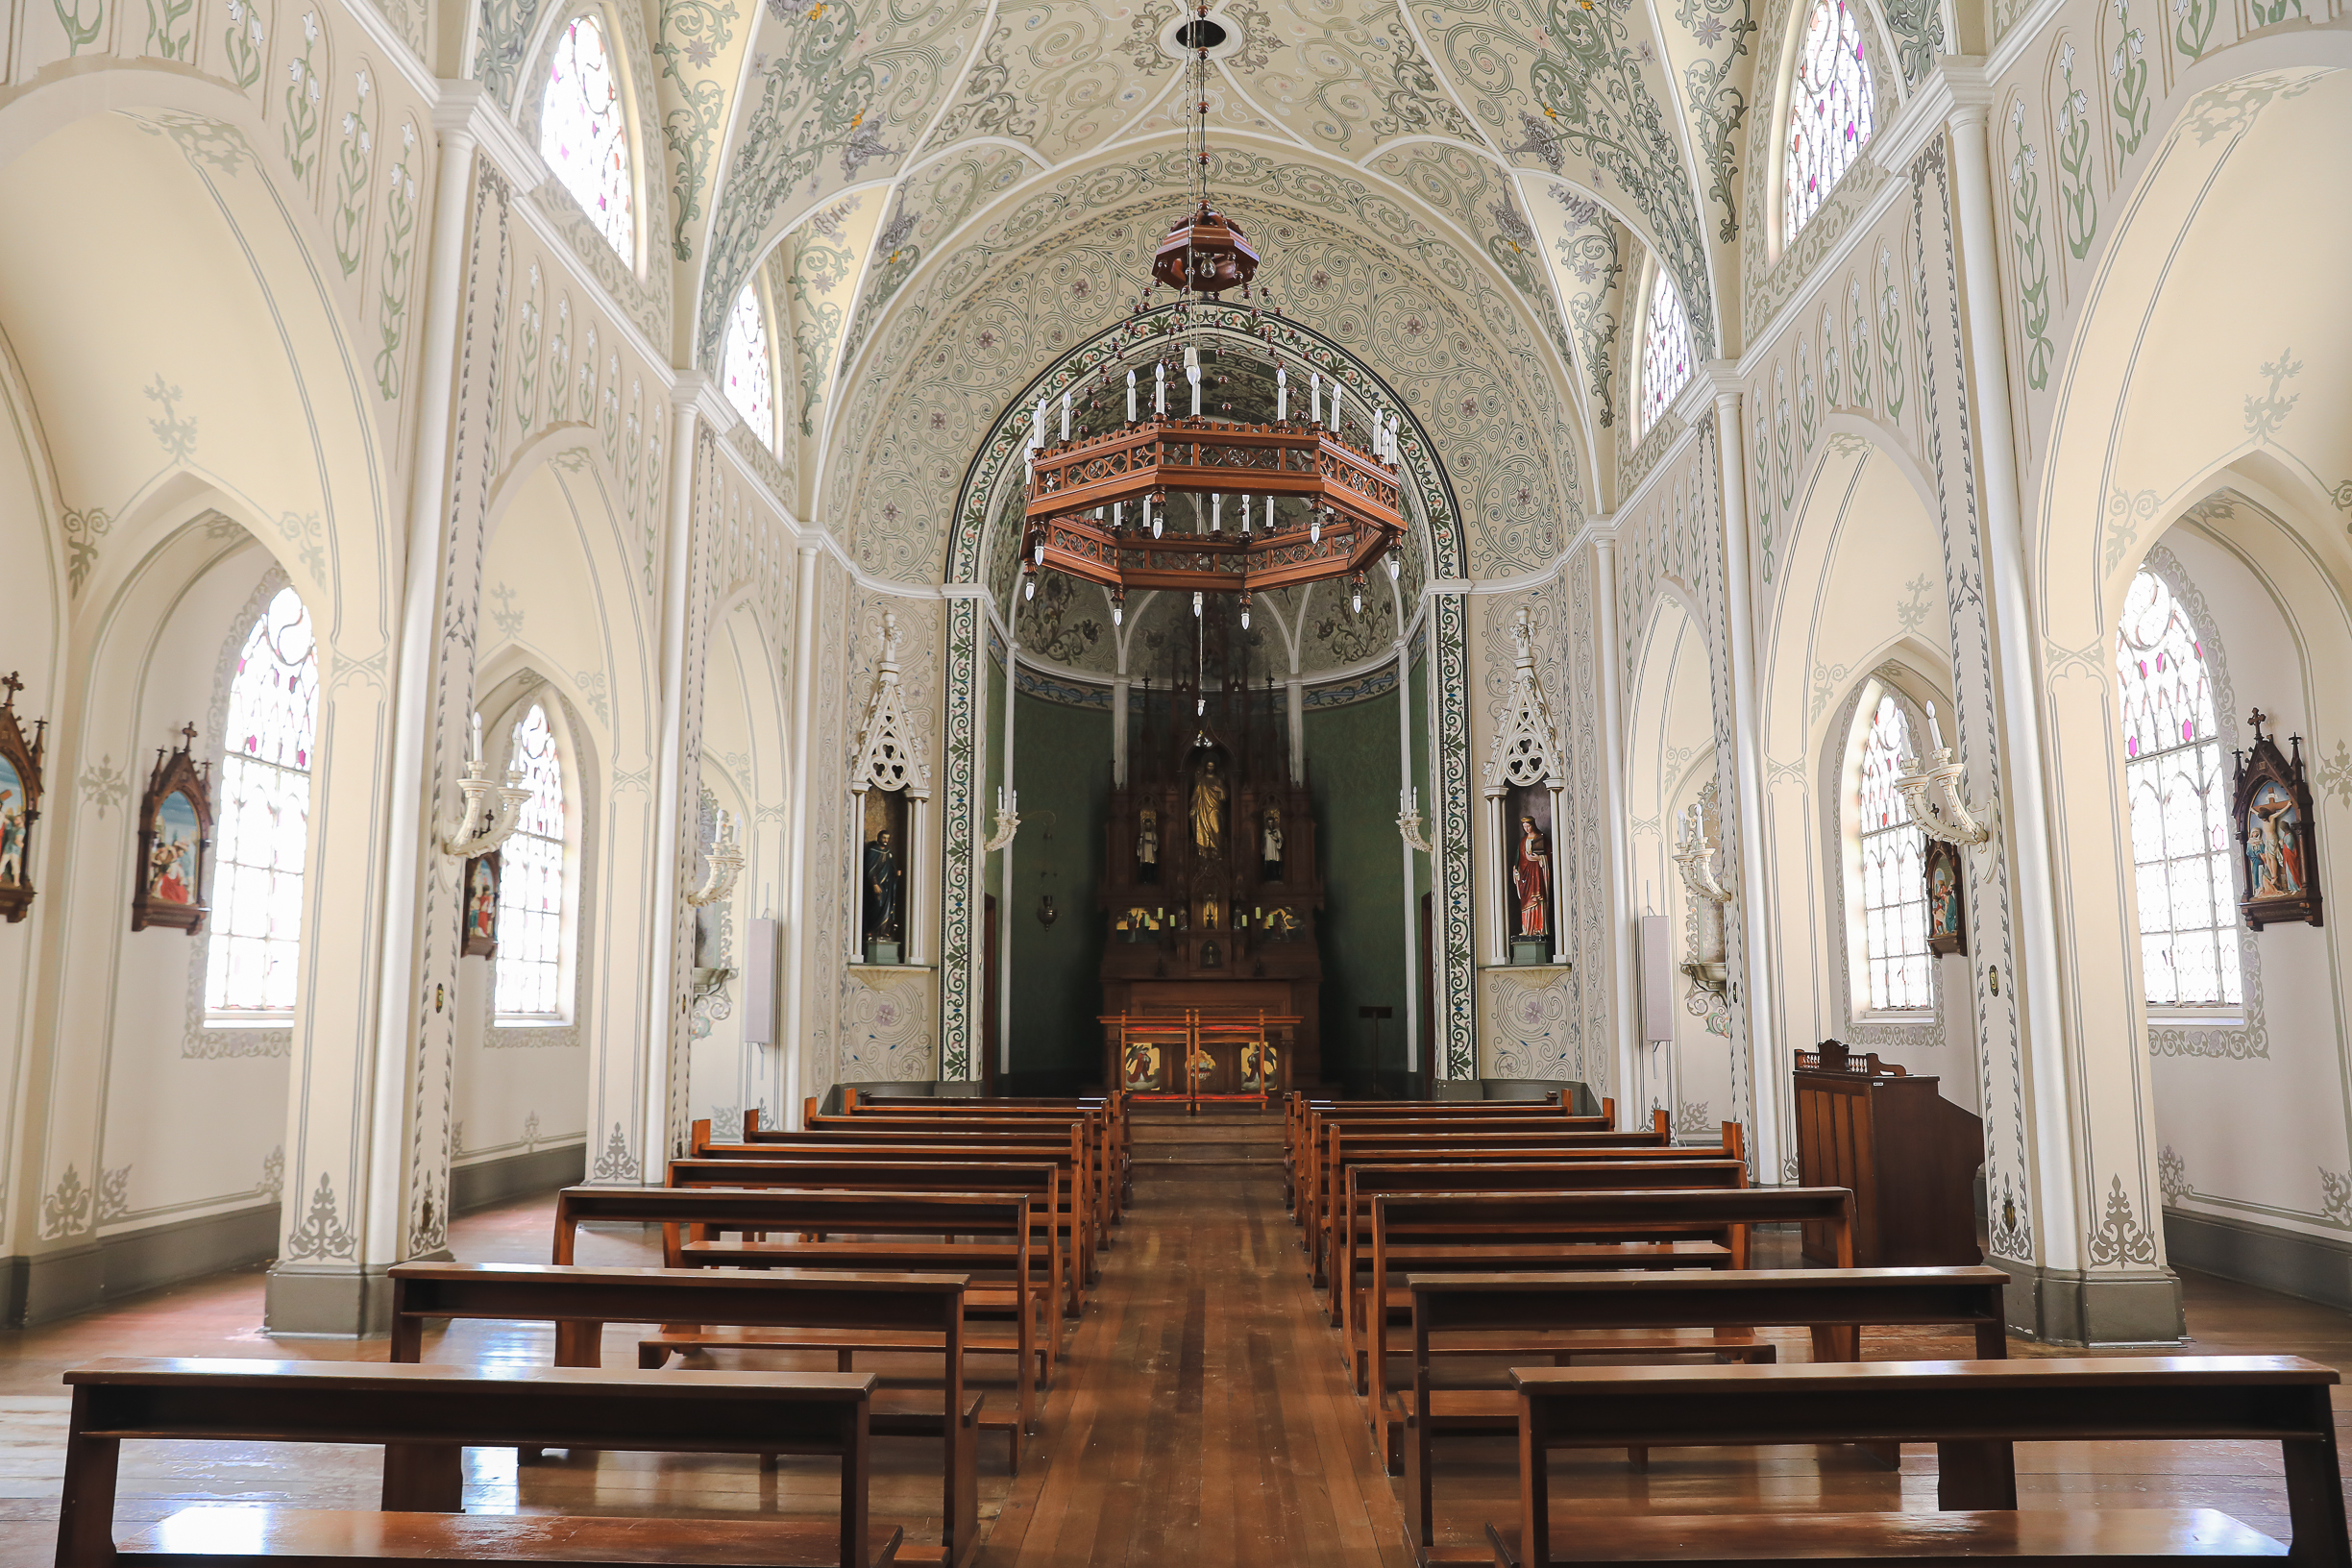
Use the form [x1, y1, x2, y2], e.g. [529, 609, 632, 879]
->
[1637, 269, 1695, 437]
[722, 284, 775, 447]
[2116, 567, 2240, 1007]
[496, 703, 568, 1018]
[1856, 693, 1931, 1011]
[206, 586, 320, 1015]
[541, 12, 634, 260]
[1783, 0, 1875, 243]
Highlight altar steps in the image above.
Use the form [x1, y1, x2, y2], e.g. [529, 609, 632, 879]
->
[1130, 1105, 1285, 1169]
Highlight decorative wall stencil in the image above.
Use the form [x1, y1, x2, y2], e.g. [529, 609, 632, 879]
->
[97, 1164, 132, 1224]
[1481, 963, 1578, 1079]
[132, 723, 213, 935]
[2243, 347, 2301, 443]
[2085, 1173, 2157, 1265]
[653, 0, 739, 264]
[2159, 1144, 2188, 1206]
[839, 965, 935, 1083]
[332, 69, 378, 280]
[375, 126, 421, 402]
[0, 673, 48, 923]
[41, 1164, 92, 1240]
[590, 1120, 639, 1180]
[1535, 191, 1622, 427]
[282, 1171, 357, 1259]
[2052, 40, 2098, 261]
[63, 507, 111, 597]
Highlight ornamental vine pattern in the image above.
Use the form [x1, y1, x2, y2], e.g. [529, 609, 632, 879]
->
[2052, 40, 2098, 261]
[2006, 103, 2054, 393]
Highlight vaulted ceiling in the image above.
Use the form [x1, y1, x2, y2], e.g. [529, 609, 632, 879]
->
[630, 0, 1882, 578]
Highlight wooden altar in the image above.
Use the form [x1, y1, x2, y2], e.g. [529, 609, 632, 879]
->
[1101, 1004, 1299, 1108]
[1098, 642, 1324, 1090]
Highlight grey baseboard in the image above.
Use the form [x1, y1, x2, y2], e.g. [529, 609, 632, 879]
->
[1989, 1252, 2186, 1345]
[2165, 1208, 2352, 1312]
[1, 1202, 281, 1327]
[451, 1141, 585, 1215]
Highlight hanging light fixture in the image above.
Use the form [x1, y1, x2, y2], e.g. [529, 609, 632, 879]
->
[1017, 3, 1404, 607]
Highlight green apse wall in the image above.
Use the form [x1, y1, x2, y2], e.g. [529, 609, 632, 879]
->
[1008, 692, 1114, 1088]
[1304, 689, 1409, 1092]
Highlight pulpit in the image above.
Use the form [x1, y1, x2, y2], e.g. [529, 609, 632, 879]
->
[1793, 1042, 1984, 1266]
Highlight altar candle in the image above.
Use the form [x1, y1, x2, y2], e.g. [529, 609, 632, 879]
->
[1311, 372, 1321, 425]
[1127, 369, 1138, 423]
[1277, 366, 1288, 421]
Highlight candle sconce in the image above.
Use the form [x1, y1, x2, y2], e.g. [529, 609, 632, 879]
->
[439, 714, 535, 861]
[684, 808, 744, 908]
[986, 785, 1021, 852]
[1895, 702, 1994, 850]
[1673, 797, 1733, 999]
[1396, 784, 1433, 854]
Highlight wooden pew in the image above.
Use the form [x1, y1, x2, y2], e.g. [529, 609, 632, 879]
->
[1308, 1115, 1703, 1269]
[1284, 1093, 1580, 1204]
[833, 1093, 1129, 1200]
[690, 1128, 1099, 1309]
[1352, 1183, 1838, 1403]
[551, 1186, 1042, 1434]
[723, 1117, 1114, 1265]
[668, 1156, 1070, 1362]
[1401, 1263, 2011, 1559]
[1316, 1146, 1746, 1292]
[385, 1262, 982, 1567]
[799, 1110, 1117, 1229]
[1486, 1356, 2349, 1568]
[55, 1356, 901, 1568]
[1290, 1103, 1617, 1217]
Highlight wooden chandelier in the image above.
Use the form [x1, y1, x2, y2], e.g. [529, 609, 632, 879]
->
[1021, 414, 1404, 600]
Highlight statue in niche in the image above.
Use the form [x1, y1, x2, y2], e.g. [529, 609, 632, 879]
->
[1261, 808, 1284, 881]
[1200, 896, 1220, 930]
[1199, 939, 1222, 969]
[1136, 807, 1160, 884]
[863, 827, 902, 947]
[1511, 814, 1551, 938]
[1190, 753, 1226, 854]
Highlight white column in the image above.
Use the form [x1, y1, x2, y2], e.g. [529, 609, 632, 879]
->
[1547, 780, 1569, 965]
[1948, 92, 2084, 1272]
[1285, 677, 1304, 783]
[997, 637, 1019, 1077]
[1393, 638, 1420, 1074]
[645, 385, 705, 1168]
[1705, 373, 1784, 1182]
[779, 542, 821, 1129]
[1592, 535, 1638, 1129]
[1113, 676, 1130, 788]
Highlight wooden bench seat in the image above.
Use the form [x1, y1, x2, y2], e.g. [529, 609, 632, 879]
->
[1485, 1356, 2348, 1568]
[119, 1506, 907, 1567]
[55, 1358, 896, 1568]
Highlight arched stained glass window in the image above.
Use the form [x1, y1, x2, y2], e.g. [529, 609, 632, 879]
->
[1638, 268, 1695, 437]
[2116, 567, 2240, 1007]
[206, 586, 320, 1015]
[1856, 692, 1931, 1011]
[541, 12, 634, 260]
[722, 285, 774, 447]
[496, 702, 568, 1018]
[1784, 0, 1875, 243]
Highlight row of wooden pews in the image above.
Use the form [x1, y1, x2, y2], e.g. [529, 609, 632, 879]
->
[57, 1091, 1126, 1568]
[1284, 1091, 2352, 1568]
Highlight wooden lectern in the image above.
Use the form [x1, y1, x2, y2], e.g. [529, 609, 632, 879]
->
[1793, 1041, 1984, 1266]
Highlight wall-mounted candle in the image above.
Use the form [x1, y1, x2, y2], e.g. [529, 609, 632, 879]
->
[1276, 365, 1288, 420]
[471, 712, 483, 766]
[1155, 361, 1166, 414]
[1113, 501, 1123, 530]
[1212, 494, 1222, 532]
[1030, 399, 1045, 450]
[1332, 382, 1344, 435]
[1126, 369, 1138, 423]
[1060, 390, 1070, 441]
[1311, 372, 1322, 424]
[1925, 701, 1946, 751]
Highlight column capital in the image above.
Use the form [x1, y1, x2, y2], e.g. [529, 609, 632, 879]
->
[1698, 360, 1743, 408]
[429, 80, 484, 137]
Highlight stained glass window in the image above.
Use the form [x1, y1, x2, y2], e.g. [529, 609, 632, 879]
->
[1638, 268, 1695, 437]
[722, 284, 774, 447]
[1856, 693, 1931, 1011]
[540, 12, 633, 260]
[1784, 0, 1875, 243]
[496, 703, 568, 1018]
[205, 586, 320, 1016]
[2116, 568, 2240, 1007]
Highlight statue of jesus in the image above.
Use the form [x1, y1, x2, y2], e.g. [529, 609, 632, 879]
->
[1191, 755, 1226, 854]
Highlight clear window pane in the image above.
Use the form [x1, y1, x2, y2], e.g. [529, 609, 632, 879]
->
[205, 587, 319, 1015]
[2114, 567, 2241, 1006]
[1637, 269, 1695, 438]
[496, 703, 568, 1019]
[1855, 693, 1932, 1011]
[722, 284, 774, 447]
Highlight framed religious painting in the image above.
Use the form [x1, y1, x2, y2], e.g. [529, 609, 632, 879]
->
[461, 851, 502, 958]
[1923, 838, 1968, 956]
[0, 672, 45, 923]
[132, 723, 212, 934]
[2232, 711, 2322, 930]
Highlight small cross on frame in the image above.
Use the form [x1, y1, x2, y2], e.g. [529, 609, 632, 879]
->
[2247, 708, 2269, 740]
[179, 722, 199, 751]
[0, 671, 21, 707]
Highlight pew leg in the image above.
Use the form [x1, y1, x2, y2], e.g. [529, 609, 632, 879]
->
[949, 1401, 980, 1568]
[381, 1442, 464, 1512]
[1627, 1446, 1649, 1470]
[553, 1319, 603, 1368]
[55, 1417, 120, 1568]
[1935, 1439, 2017, 1508]
[2283, 1426, 2351, 1568]
[838, 1350, 855, 1373]
[1402, 1412, 1431, 1548]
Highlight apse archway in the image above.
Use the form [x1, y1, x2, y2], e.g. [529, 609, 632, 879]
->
[933, 303, 1482, 1082]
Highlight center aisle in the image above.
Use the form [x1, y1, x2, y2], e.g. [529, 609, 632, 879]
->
[980, 1105, 1414, 1567]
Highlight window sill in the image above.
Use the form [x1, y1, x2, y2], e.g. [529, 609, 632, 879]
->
[2149, 1008, 2245, 1027]
[202, 1014, 294, 1029]
[494, 1017, 572, 1030]
[1852, 1009, 1936, 1025]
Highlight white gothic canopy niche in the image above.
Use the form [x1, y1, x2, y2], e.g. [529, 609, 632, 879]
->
[848, 612, 932, 967]
[1484, 610, 1569, 967]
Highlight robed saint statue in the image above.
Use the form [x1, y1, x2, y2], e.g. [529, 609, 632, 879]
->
[863, 828, 902, 943]
[1511, 815, 1550, 938]
[1191, 754, 1226, 854]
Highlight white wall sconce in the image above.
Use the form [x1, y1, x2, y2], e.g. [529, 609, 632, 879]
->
[684, 807, 744, 908]
[1673, 797, 1733, 999]
[1895, 702, 1994, 848]
[986, 785, 1021, 851]
[438, 713, 534, 860]
[1396, 783, 1433, 854]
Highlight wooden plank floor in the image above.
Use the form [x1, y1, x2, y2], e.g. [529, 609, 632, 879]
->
[0, 1107, 2344, 1564]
